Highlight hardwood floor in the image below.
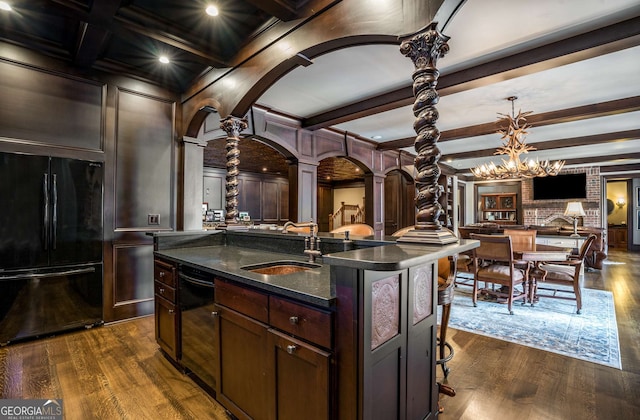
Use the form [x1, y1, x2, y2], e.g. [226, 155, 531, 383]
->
[0, 250, 638, 419]
[0, 316, 229, 419]
[439, 249, 640, 420]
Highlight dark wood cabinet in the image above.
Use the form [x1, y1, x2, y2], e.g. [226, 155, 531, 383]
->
[608, 226, 628, 248]
[480, 193, 517, 224]
[215, 304, 274, 420]
[214, 278, 333, 420]
[154, 258, 180, 362]
[268, 329, 331, 420]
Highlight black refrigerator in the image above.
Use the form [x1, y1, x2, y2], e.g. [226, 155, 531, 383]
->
[0, 151, 103, 344]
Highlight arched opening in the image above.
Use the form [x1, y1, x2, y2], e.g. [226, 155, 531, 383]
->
[317, 156, 369, 232]
[202, 136, 292, 225]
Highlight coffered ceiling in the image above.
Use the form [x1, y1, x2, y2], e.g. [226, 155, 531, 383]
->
[257, 0, 640, 178]
[2, 0, 639, 180]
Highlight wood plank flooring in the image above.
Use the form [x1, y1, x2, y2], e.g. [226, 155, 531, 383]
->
[0, 316, 229, 419]
[0, 249, 638, 419]
[439, 249, 640, 420]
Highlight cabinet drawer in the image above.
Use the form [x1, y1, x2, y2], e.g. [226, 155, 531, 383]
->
[155, 280, 176, 303]
[154, 259, 176, 287]
[215, 279, 268, 323]
[270, 296, 332, 349]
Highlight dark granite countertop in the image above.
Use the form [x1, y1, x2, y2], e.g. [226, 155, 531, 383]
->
[322, 239, 479, 270]
[153, 231, 479, 308]
[155, 245, 334, 307]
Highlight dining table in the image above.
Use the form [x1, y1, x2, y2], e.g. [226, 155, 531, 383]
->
[513, 244, 573, 304]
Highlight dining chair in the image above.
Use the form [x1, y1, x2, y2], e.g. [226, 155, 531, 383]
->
[531, 234, 597, 314]
[469, 233, 528, 315]
[503, 229, 537, 252]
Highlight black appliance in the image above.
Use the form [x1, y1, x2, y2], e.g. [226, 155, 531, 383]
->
[0, 152, 103, 345]
[179, 265, 216, 392]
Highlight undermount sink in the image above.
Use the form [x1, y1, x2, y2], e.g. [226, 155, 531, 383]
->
[242, 261, 321, 275]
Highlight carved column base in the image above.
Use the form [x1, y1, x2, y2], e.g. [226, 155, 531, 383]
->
[396, 228, 458, 245]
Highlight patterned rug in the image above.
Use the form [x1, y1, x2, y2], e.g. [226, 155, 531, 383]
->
[444, 283, 622, 369]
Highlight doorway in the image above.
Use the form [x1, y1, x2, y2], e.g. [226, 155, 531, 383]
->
[384, 170, 415, 235]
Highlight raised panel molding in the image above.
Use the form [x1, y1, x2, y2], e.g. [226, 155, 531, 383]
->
[299, 130, 314, 157]
[382, 151, 401, 172]
[115, 88, 175, 231]
[347, 136, 376, 172]
[371, 275, 400, 350]
[412, 264, 433, 325]
[109, 243, 154, 321]
[0, 59, 104, 151]
[315, 130, 345, 160]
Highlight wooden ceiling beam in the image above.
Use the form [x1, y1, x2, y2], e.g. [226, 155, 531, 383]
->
[244, 0, 299, 21]
[73, 0, 122, 67]
[377, 96, 640, 150]
[442, 129, 640, 161]
[303, 16, 640, 132]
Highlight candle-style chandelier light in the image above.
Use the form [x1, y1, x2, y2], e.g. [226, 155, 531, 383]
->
[471, 96, 565, 179]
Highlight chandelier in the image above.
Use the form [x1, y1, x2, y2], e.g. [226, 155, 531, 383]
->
[471, 96, 565, 179]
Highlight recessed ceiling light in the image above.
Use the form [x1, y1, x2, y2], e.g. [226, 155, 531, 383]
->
[0, 2, 12, 11]
[159, 56, 170, 64]
[372, 135, 382, 140]
[205, 5, 219, 16]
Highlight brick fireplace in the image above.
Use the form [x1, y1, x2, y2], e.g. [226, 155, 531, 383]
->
[521, 167, 601, 228]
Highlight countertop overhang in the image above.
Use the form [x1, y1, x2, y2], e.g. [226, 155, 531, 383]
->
[153, 230, 479, 308]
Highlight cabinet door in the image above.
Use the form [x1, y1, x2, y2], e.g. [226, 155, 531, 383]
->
[155, 296, 179, 361]
[268, 329, 332, 420]
[215, 306, 274, 420]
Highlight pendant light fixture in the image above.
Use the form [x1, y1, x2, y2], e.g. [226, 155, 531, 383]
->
[471, 96, 565, 179]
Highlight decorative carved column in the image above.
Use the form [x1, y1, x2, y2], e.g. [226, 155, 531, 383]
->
[220, 116, 248, 224]
[397, 22, 457, 245]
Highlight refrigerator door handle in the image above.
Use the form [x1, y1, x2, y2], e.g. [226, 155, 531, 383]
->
[0, 266, 95, 281]
[52, 173, 58, 249]
[43, 173, 49, 250]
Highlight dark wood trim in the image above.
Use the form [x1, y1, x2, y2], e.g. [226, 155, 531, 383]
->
[442, 129, 640, 161]
[378, 96, 640, 150]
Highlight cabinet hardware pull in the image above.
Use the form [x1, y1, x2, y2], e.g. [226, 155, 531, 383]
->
[289, 316, 299, 325]
[286, 345, 297, 354]
[160, 272, 165, 277]
[159, 288, 165, 293]
[211, 311, 219, 317]
[168, 309, 174, 314]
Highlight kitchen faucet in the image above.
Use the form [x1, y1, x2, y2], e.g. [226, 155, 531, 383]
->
[283, 220, 322, 263]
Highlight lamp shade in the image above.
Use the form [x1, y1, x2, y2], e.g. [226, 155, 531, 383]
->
[564, 201, 586, 217]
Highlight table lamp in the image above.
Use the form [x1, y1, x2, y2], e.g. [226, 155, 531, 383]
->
[564, 201, 586, 237]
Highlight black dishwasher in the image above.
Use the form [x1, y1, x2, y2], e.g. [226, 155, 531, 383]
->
[179, 265, 217, 393]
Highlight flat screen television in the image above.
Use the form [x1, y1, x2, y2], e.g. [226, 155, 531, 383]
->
[532, 173, 587, 200]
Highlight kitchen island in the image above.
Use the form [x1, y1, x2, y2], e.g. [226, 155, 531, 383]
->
[152, 229, 478, 420]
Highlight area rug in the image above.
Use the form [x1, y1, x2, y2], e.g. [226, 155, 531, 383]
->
[444, 284, 622, 369]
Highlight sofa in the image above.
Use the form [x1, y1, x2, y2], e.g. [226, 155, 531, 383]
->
[458, 223, 607, 270]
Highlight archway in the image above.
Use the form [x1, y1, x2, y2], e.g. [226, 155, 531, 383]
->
[317, 156, 370, 232]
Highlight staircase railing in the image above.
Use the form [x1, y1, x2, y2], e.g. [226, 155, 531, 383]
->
[329, 202, 365, 231]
